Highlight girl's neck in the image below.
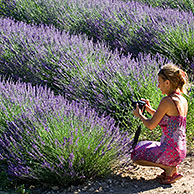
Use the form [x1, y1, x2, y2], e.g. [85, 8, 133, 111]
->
[168, 90, 181, 96]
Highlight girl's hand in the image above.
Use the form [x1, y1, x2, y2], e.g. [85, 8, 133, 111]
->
[132, 104, 142, 118]
[141, 98, 156, 115]
[141, 98, 151, 111]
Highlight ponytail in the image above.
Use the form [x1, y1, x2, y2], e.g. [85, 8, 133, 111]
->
[158, 63, 189, 95]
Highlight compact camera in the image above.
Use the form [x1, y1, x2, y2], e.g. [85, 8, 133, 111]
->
[131, 99, 146, 111]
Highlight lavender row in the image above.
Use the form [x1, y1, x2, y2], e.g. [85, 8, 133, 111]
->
[0, 78, 132, 185]
[1, 0, 194, 67]
[0, 17, 166, 131]
[1, 17, 192, 134]
[120, 0, 194, 13]
[155, 23, 194, 72]
[0, 17, 120, 94]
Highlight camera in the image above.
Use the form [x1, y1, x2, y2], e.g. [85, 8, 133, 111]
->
[131, 99, 146, 111]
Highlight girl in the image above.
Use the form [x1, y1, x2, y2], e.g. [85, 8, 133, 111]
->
[132, 63, 188, 184]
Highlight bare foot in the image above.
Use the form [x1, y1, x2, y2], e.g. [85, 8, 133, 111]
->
[165, 166, 177, 177]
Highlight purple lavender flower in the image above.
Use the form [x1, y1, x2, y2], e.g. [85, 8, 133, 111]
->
[0, 78, 133, 185]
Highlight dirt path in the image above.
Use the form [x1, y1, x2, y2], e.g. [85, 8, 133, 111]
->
[2, 156, 193, 194]
[50, 156, 194, 194]
[108, 156, 194, 194]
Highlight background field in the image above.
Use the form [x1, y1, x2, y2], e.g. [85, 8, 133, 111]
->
[0, 0, 194, 192]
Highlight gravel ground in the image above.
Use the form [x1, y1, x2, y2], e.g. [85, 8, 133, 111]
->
[30, 156, 194, 194]
[1, 156, 194, 194]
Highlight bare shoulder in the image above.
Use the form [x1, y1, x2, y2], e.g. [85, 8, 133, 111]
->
[168, 94, 188, 115]
[155, 96, 172, 113]
[160, 96, 173, 105]
[158, 96, 175, 112]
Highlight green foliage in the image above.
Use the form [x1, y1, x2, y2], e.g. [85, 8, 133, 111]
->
[185, 86, 194, 152]
[0, 167, 31, 193]
[153, 23, 194, 71]
[122, 0, 194, 14]
[0, 83, 130, 186]
[0, 170, 13, 190]
[0, 0, 194, 190]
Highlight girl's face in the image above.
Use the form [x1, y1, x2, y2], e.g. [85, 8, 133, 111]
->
[158, 76, 170, 95]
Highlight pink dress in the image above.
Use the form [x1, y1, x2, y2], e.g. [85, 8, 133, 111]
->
[131, 95, 187, 166]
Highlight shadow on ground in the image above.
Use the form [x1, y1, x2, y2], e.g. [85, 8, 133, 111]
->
[106, 175, 172, 194]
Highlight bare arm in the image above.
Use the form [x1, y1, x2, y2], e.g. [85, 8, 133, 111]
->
[133, 97, 170, 130]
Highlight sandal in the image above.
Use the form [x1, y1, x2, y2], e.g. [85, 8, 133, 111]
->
[156, 171, 166, 179]
[159, 172, 183, 185]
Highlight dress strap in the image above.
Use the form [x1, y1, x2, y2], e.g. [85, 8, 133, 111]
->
[168, 95, 180, 115]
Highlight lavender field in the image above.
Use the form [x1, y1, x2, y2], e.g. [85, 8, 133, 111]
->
[0, 0, 194, 192]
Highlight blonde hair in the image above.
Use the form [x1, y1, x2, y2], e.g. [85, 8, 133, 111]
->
[158, 63, 189, 95]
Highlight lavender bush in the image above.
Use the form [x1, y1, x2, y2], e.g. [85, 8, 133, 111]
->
[55, 53, 167, 137]
[3, 17, 167, 132]
[1, 17, 193, 137]
[0, 0, 194, 191]
[0, 0, 193, 62]
[121, 0, 194, 14]
[0, 17, 164, 133]
[185, 86, 194, 152]
[153, 22, 194, 72]
[0, 18, 118, 94]
[0, 78, 132, 186]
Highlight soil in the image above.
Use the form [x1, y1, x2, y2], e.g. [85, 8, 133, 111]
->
[27, 155, 194, 194]
[1, 156, 194, 194]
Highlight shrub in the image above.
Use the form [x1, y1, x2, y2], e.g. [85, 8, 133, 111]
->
[185, 85, 194, 153]
[0, 18, 116, 94]
[0, 17, 167, 133]
[55, 53, 167, 134]
[120, 0, 194, 14]
[153, 22, 194, 72]
[0, 78, 132, 186]
[0, 0, 193, 59]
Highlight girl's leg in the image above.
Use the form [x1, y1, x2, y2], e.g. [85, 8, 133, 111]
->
[134, 160, 177, 176]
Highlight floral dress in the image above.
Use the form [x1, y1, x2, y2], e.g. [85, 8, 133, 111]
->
[131, 95, 187, 167]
